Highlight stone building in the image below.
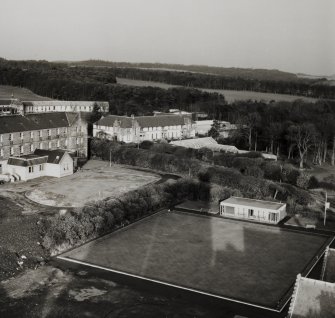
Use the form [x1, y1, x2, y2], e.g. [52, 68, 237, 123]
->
[93, 114, 195, 143]
[0, 112, 87, 175]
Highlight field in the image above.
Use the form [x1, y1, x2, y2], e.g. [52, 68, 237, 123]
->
[25, 160, 159, 207]
[116, 78, 317, 103]
[61, 210, 329, 308]
[0, 85, 52, 101]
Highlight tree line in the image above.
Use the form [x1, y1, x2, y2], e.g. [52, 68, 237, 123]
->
[111, 67, 335, 99]
[0, 59, 224, 117]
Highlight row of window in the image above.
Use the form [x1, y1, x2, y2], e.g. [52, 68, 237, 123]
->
[220, 206, 278, 222]
[26, 106, 93, 112]
[28, 165, 44, 173]
[0, 138, 84, 157]
[0, 127, 84, 142]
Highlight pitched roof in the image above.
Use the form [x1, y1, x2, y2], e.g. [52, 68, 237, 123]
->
[323, 248, 335, 283]
[289, 276, 335, 318]
[95, 114, 186, 128]
[0, 112, 76, 134]
[34, 149, 69, 164]
[7, 155, 48, 167]
[136, 115, 185, 127]
[96, 115, 133, 128]
[0, 99, 13, 106]
[221, 196, 285, 210]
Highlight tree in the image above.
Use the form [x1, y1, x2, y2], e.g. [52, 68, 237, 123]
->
[208, 120, 220, 139]
[288, 123, 317, 169]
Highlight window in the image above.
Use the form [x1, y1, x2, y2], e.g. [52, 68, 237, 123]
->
[48, 141, 52, 149]
[39, 142, 43, 149]
[30, 144, 34, 153]
[20, 145, 23, 154]
[47, 129, 51, 137]
[10, 147, 14, 155]
[225, 206, 235, 215]
[0, 135, 2, 142]
[268, 213, 278, 223]
[20, 132, 23, 140]
[39, 164, 43, 171]
[57, 128, 60, 135]
[9, 133, 12, 141]
[30, 131, 34, 139]
[248, 209, 254, 217]
[76, 138, 79, 145]
[29, 166, 34, 173]
[39, 130, 43, 137]
[0, 148, 3, 157]
[57, 140, 60, 148]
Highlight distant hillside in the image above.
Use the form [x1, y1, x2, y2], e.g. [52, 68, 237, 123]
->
[70, 59, 300, 82]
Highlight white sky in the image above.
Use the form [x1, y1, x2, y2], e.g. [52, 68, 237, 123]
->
[1, 0, 334, 75]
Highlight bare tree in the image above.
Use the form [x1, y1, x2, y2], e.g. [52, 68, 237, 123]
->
[288, 123, 317, 169]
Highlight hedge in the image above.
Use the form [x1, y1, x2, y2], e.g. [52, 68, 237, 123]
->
[41, 178, 210, 254]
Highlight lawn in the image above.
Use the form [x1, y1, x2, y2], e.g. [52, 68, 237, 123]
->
[61, 211, 330, 308]
[25, 160, 159, 207]
[116, 78, 317, 103]
[0, 85, 52, 101]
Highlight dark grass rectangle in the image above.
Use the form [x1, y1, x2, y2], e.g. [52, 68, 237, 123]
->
[61, 211, 329, 307]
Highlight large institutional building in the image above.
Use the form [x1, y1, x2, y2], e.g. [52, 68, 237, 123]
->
[93, 114, 195, 143]
[0, 99, 109, 115]
[0, 103, 88, 177]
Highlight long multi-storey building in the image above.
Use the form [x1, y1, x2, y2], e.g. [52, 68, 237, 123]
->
[93, 114, 195, 143]
[0, 99, 109, 115]
[22, 101, 109, 113]
[0, 112, 87, 175]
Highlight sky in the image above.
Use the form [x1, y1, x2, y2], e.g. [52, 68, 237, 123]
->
[0, 0, 334, 76]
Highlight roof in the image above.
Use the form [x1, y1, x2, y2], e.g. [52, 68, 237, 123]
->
[323, 248, 335, 283]
[34, 149, 69, 164]
[0, 99, 13, 106]
[95, 114, 186, 128]
[7, 155, 48, 167]
[220, 196, 285, 210]
[170, 137, 239, 153]
[261, 153, 278, 160]
[289, 276, 335, 318]
[96, 115, 133, 128]
[0, 112, 77, 134]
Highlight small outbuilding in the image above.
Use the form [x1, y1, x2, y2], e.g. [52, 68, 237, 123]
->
[6, 149, 73, 181]
[219, 196, 286, 224]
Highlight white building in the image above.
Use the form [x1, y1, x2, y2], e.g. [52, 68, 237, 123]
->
[6, 149, 73, 181]
[22, 101, 109, 113]
[93, 114, 195, 143]
[219, 196, 286, 224]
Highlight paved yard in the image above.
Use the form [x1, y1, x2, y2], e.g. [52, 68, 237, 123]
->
[25, 161, 160, 207]
[61, 211, 330, 308]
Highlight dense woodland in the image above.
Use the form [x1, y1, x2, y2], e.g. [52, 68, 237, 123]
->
[111, 67, 335, 99]
[1, 58, 335, 166]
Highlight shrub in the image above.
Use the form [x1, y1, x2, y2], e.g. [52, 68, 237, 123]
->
[263, 162, 281, 181]
[296, 172, 311, 189]
[41, 178, 209, 254]
[281, 164, 300, 185]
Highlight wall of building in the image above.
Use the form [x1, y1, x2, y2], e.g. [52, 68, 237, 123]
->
[94, 122, 194, 143]
[0, 121, 87, 163]
[219, 203, 286, 224]
[7, 163, 46, 181]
